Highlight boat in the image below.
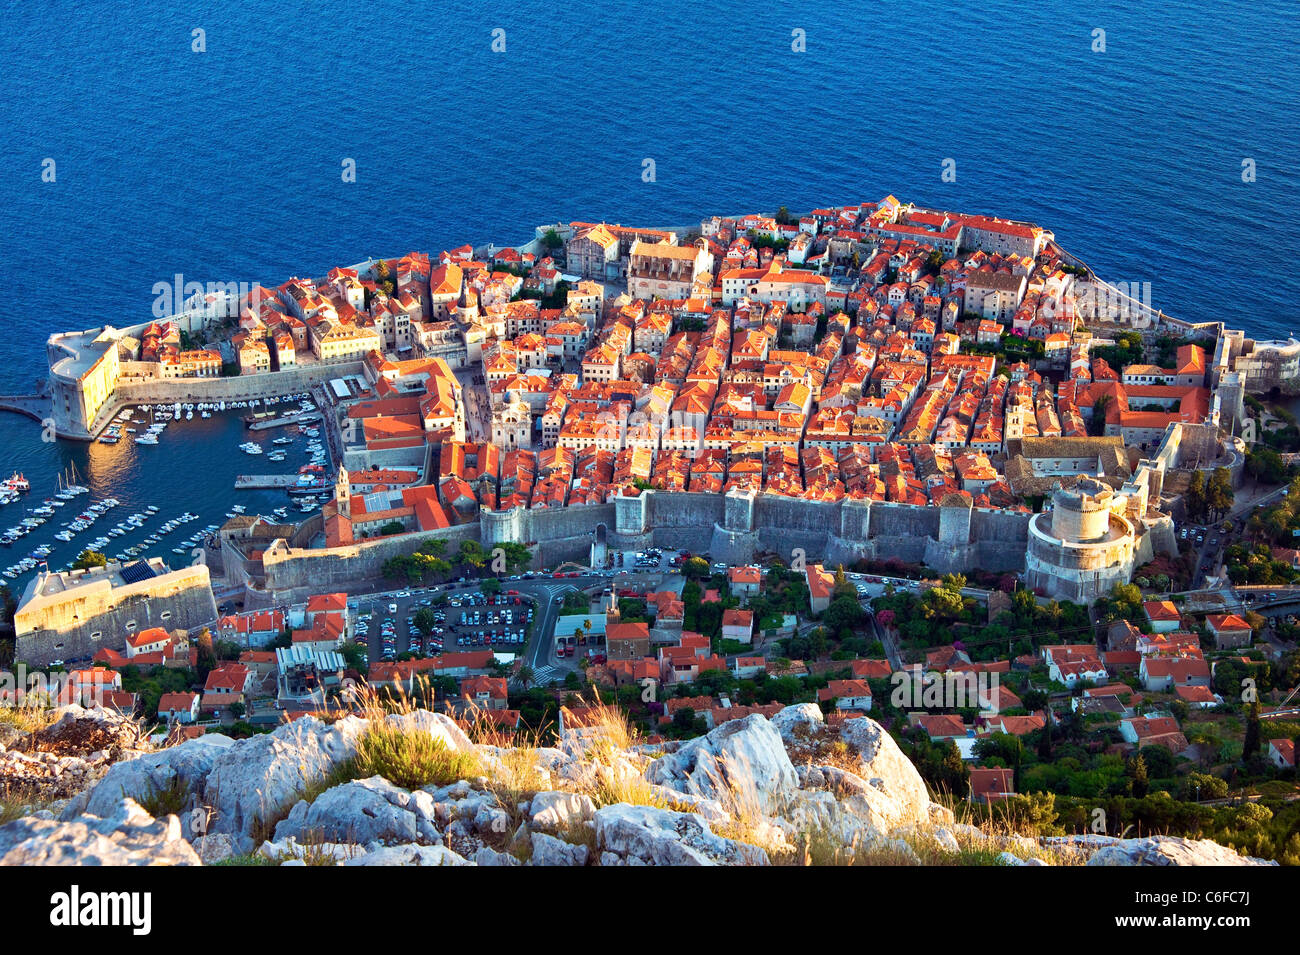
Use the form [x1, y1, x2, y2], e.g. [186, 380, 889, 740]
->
[4, 473, 31, 493]
[243, 410, 277, 427]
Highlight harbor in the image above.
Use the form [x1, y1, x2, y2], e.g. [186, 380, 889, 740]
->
[0, 391, 335, 592]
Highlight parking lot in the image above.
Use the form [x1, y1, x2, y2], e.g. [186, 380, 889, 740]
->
[353, 585, 535, 665]
[612, 546, 684, 574]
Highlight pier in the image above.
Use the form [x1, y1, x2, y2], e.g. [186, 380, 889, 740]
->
[247, 412, 322, 432]
[0, 392, 52, 424]
[235, 474, 302, 490]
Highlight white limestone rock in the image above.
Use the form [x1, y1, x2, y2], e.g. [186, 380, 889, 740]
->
[593, 803, 769, 866]
[344, 844, 472, 866]
[0, 798, 200, 866]
[202, 715, 367, 849]
[1086, 836, 1277, 866]
[273, 775, 441, 846]
[530, 831, 589, 866]
[528, 791, 596, 833]
[80, 734, 236, 823]
[644, 714, 797, 814]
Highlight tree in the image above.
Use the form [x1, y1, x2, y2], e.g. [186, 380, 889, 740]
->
[372, 259, 395, 297]
[1037, 724, 1053, 761]
[832, 566, 855, 600]
[1246, 447, 1288, 485]
[1243, 700, 1261, 760]
[516, 665, 535, 691]
[682, 557, 710, 580]
[195, 629, 217, 678]
[413, 608, 437, 634]
[1206, 468, 1234, 521]
[72, 550, 107, 571]
[457, 540, 487, 568]
[1088, 394, 1111, 436]
[1129, 753, 1149, 798]
[824, 596, 866, 638]
[672, 706, 696, 733]
[1185, 470, 1205, 522]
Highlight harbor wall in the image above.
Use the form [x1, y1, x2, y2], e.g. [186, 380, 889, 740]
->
[55, 359, 369, 441]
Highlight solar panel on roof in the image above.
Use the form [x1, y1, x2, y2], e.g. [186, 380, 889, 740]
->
[118, 561, 157, 585]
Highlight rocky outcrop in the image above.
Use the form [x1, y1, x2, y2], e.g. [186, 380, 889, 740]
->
[0, 799, 199, 866]
[274, 775, 442, 847]
[0, 705, 152, 804]
[0, 705, 1281, 867]
[79, 735, 235, 822]
[645, 714, 798, 813]
[531, 831, 589, 866]
[202, 715, 367, 850]
[593, 803, 769, 866]
[528, 791, 596, 833]
[1086, 836, 1277, 867]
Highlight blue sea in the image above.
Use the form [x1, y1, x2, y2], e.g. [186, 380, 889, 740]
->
[0, 0, 1295, 587]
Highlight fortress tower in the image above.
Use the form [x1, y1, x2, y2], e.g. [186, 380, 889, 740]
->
[1025, 476, 1138, 602]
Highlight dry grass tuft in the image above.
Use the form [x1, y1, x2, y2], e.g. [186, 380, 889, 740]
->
[351, 723, 480, 791]
[0, 699, 56, 738]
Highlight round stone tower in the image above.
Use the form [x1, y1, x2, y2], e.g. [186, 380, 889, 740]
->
[1050, 476, 1112, 543]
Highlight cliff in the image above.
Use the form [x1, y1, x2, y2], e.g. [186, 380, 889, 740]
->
[0, 703, 1276, 867]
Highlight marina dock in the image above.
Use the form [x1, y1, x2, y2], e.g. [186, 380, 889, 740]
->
[247, 412, 321, 432]
[235, 474, 301, 490]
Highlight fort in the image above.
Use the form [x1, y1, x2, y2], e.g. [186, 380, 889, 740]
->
[14, 558, 218, 667]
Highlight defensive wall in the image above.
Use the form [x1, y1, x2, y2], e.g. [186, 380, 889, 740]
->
[245, 488, 1050, 604]
[250, 521, 481, 608]
[15, 563, 218, 667]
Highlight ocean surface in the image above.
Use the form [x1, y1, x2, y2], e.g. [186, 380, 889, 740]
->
[0, 1, 1295, 589]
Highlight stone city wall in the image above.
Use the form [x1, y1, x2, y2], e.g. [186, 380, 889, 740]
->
[249, 488, 1046, 603]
